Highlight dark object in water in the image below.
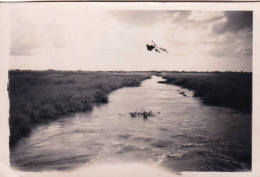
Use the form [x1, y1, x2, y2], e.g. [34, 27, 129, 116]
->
[180, 91, 187, 97]
[129, 110, 155, 120]
[129, 112, 137, 118]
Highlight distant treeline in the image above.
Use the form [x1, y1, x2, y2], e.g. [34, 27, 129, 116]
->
[160, 72, 252, 112]
[12, 69, 252, 74]
[139, 70, 251, 74]
[8, 70, 151, 147]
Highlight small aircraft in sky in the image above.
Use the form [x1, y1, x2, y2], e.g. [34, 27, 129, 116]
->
[146, 41, 168, 54]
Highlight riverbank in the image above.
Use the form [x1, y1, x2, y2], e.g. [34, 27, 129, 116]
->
[10, 74, 251, 172]
[8, 70, 151, 147]
[159, 72, 252, 112]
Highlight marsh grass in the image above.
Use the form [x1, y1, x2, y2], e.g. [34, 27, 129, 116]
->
[129, 110, 155, 119]
[160, 72, 252, 112]
[8, 70, 151, 147]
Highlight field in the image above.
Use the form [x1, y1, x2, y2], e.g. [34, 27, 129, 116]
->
[8, 71, 252, 148]
[8, 70, 151, 147]
[160, 72, 252, 112]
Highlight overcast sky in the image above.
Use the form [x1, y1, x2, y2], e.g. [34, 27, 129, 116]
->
[9, 8, 252, 71]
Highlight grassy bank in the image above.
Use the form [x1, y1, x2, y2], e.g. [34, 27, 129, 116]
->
[160, 72, 252, 112]
[8, 70, 151, 147]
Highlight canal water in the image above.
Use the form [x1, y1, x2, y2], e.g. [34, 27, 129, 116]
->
[10, 76, 251, 172]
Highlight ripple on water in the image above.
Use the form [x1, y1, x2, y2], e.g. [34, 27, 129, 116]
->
[132, 136, 154, 143]
[118, 134, 132, 139]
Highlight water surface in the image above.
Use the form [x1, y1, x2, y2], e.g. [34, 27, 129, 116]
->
[11, 76, 251, 172]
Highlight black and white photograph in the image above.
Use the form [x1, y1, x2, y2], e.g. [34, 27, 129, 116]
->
[0, 2, 259, 177]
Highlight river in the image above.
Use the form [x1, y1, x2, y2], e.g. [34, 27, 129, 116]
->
[10, 76, 251, 172]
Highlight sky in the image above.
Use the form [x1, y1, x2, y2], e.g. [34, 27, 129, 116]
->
[9, 8, 253, 72]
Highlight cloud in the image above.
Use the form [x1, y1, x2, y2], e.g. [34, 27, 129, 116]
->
[213, 11, 253, 34]
[9, 8, 252, 72]
[210, 28, 252, 58]
[10, 11, 68, 56]
[111, 10, 226, 29]
[10, 39, 39, 56]
[10, 15, 40, 56]
[209, 11, 252, 59]
[112, 10, 252, 61]
[110, 10, 192, 27]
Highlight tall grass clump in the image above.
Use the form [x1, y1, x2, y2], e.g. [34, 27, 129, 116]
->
[160, 72, 252, 112]
[8, 70, 151, 147]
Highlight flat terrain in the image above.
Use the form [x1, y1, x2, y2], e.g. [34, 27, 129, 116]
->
[10, 74, 252, 172]
[8, 70, 151, 147]
[160, 72, 252, 112]
[8, 71, 252, 149]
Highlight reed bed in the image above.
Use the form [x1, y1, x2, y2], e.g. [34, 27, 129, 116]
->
[8, 70, 151, 147]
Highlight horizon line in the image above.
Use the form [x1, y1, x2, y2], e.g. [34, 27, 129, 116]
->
[8, 69, 252, 73]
